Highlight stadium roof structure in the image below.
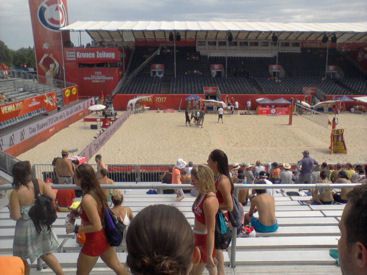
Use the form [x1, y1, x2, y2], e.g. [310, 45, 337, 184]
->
[61, 21, 367, 44]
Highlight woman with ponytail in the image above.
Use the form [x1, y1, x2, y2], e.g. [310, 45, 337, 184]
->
[66, 164, 127, 275]
[207, 149, 233, 275]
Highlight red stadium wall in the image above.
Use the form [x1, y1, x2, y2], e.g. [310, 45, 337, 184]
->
[64, 48, 124, 97]
[5, 109, 88, 157]
[113, 94, 306, 110]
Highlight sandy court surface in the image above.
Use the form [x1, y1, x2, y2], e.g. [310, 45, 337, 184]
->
[93, 111, 367, 165]
[18, 111, 367, 165]
[18, 118, 98, 164]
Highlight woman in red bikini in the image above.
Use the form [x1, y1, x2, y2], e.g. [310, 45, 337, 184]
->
[207, 149, 233, 275]
[66, 164, 127, 275]
[191, 165, 219, 275]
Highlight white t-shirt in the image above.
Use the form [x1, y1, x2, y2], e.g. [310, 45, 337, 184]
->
[234, 101, 239, 109]
[218, 107, 224, 115]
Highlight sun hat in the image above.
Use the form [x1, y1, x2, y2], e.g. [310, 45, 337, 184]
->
[283, 163, 291, 170]
[232, 163, 240, 170]
[175, 158, 187, 169]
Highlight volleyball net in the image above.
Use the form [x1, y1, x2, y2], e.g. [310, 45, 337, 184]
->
[294, 102, 330, 129]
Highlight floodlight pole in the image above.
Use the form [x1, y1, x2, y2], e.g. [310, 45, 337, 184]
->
[325, 40, 329, 79]
[225, 41, 228, 79]
[174, 33, 177, 79]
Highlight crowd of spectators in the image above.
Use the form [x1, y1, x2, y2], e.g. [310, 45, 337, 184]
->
[4, 147, 367, 274]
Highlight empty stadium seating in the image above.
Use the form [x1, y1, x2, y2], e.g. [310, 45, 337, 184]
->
[118, 47, 366, 95]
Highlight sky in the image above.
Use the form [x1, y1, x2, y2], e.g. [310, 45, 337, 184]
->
[0, 0, 366, 50]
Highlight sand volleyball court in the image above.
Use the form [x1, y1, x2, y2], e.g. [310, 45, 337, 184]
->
[18, 111, 367, 165]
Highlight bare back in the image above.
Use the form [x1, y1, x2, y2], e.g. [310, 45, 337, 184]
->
[252, 193, 276, 226]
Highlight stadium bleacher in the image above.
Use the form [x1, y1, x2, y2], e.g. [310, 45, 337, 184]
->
[118, 47, 366, 96]
[0, 189, 344, 273]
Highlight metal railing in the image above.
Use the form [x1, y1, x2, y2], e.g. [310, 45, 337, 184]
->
[0, 151, 19, 175]
[1, 182, 360, 268]
[33, 164, 170, 183]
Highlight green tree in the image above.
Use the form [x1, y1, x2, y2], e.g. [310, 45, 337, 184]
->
[0, 40, 13, 65]
[13, 47, 35, 68]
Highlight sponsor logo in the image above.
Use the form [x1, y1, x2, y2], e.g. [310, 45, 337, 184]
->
[38, 0, 68, 31]
[1, 102, 23, 114]
[28, 99, 41, 107]
[72, 87, 78, 95]
[65, 89, 71, 97]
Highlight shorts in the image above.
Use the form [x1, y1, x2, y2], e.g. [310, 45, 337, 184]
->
[194, 233, 215, 263]
[218, 114, 223, 119]
[251, 217, 278, 233]
[81, 229, 110, 257]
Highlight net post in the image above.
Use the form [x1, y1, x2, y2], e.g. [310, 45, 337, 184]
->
[288, 98, 295, 125]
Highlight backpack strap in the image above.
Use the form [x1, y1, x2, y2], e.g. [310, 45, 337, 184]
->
[32, 178, 40, 198]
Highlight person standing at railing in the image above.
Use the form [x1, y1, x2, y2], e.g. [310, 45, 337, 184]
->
[207, 149, 233, 275]
[66, 164, 127, 275]
[54, 149, 74, 184]
[95, 154, 108, 179]
[190, 165, 219, 275]
[99, 168, 114, 200]
[9, 161, 63, 275]
[172, 158, 187, 201]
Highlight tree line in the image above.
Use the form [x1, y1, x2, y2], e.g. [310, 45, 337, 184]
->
[0, 40, 35, 69]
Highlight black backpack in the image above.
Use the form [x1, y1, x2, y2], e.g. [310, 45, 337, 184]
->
[28, 179, 57, 233]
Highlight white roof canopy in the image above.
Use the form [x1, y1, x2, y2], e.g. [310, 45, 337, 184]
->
[61, 21, 367, 44]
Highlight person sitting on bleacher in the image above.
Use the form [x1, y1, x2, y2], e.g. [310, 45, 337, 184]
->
[244, 183, 278, 233]
[338, 184, 367, 275]
[333, 170, 353, 204]
[312, 171, 334, 205]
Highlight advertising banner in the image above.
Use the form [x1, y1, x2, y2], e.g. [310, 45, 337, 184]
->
[0, 92, 57, 123]
[1, 98, 94, 152]
[203, 86, 219, 95]
[28, 0, 70, 85]
[62, 85, 78, 105]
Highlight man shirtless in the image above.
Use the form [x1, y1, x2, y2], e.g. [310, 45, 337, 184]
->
[54, 149, 74, 184]
[244, 187, 278, 233]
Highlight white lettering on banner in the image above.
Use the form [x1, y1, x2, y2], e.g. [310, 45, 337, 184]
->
[0, 100, 93, 150]
[76, 51, 116, 60]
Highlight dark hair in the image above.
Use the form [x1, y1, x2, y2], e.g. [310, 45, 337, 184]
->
[100, 168, 108, 177]
[95, 154, 102, 161]
[338, 170, 349, 180]
[254, 180, 267, 194]
[320, 170, 328, 180]
[12, 161, 32, 188]
[209, 149, 233, 190]
[345, 185, 367, 247]
[75, 164, 106, 207]
[126, 205, 194, 275]
[336, 163, 342, 170]
[355, 165, 365, 175]
[321, 162, 328, 169]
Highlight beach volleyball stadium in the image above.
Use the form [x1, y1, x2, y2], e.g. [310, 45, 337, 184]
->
[1, 0, 367, 274]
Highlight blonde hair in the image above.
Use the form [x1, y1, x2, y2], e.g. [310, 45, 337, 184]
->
[191, 165, 216, 194]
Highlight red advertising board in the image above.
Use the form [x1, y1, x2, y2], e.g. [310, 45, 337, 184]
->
[28, 0, 70, 84]
[256, 106, 290, 115]
[203, 86, 219, 95]
[0, 92, 57, 122]
[62, 85, 79, 105]
[113, 94, 305, 111]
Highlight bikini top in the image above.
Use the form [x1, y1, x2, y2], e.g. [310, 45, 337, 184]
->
[192, 194, 207, 224]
